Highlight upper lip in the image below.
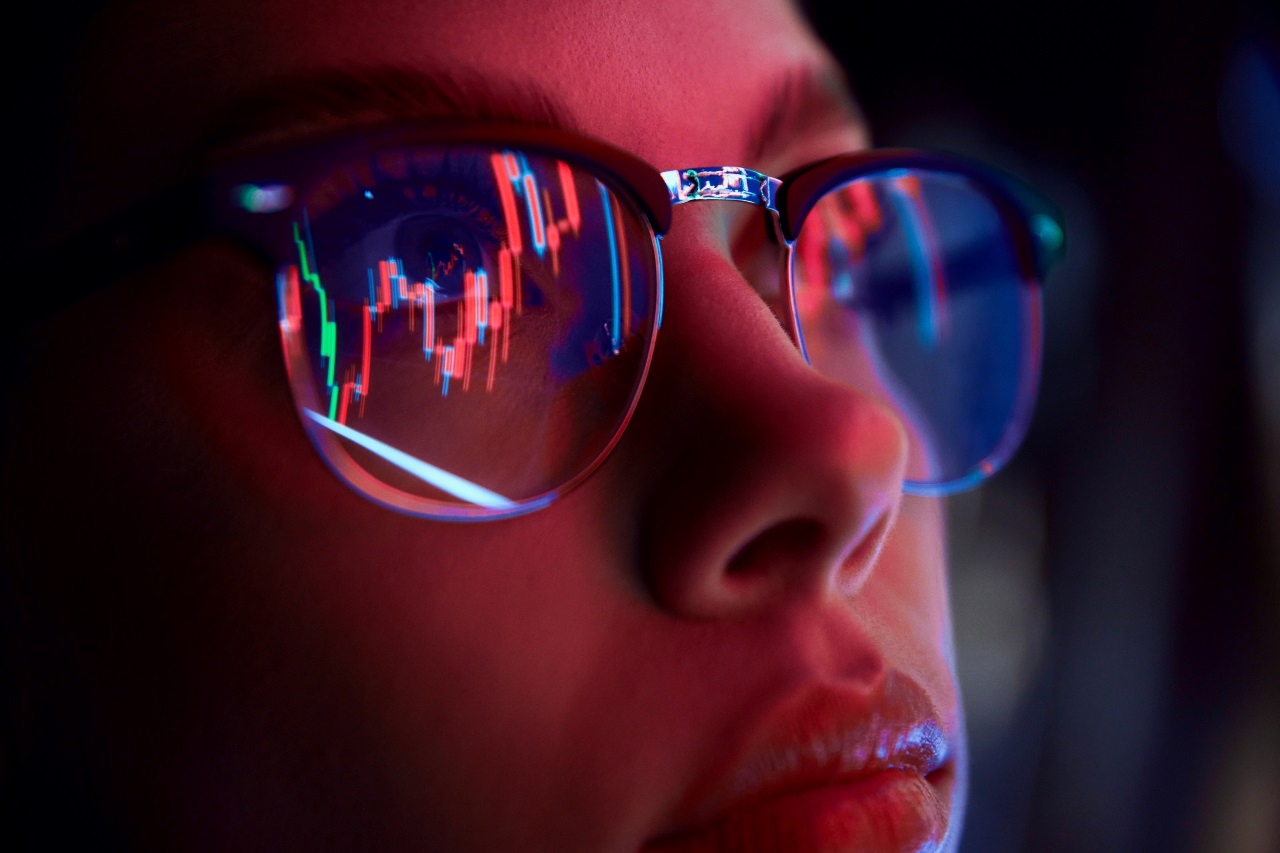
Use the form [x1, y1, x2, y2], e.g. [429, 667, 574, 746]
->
[665, 670, 952, 832]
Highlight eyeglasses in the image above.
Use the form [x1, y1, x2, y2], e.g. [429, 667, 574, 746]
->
[50, 121, 1064, 520]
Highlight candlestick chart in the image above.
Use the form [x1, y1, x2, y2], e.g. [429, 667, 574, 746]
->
[275, 146, 657, 507]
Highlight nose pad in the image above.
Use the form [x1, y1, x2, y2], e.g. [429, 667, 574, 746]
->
[626, 214, 910, 619]
[727, 207, 802, 348]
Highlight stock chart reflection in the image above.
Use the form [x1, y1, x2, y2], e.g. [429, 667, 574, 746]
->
[276, 146, 658, 512]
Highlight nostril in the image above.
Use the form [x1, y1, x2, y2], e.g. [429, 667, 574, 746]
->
[628, 229, 910, 619]
[724, 517, 826, 577]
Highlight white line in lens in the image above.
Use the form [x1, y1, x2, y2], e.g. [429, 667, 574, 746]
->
[302, 409, 517, 510]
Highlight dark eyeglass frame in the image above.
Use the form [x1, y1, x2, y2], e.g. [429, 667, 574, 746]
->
[42, 120, 1063, 320]
[34, 120, 1065, 516]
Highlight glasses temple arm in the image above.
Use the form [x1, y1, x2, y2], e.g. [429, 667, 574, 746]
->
[17, 180, 210, 332]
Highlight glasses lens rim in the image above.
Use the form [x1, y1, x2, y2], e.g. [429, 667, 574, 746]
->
[787, 162, 1048, 494]
[270, 141, 665, 521]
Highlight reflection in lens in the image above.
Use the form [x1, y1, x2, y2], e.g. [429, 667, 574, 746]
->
[276, 146, 659, 518]
[791, 169, 1041, 491]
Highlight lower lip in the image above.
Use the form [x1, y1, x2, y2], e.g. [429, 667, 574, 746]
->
[644, 768, 949, 853]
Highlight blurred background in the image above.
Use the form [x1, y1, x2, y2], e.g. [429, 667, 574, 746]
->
[802, 1, 1280, 851]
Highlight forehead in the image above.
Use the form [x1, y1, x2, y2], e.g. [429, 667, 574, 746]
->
[73, 0, 866, 219]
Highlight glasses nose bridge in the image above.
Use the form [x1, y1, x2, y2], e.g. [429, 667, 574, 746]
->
[659, 165, 783, 215]
[657, 165, 803, 348]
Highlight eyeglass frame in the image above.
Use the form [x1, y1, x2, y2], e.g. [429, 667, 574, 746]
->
[30, 119, 1065, 514]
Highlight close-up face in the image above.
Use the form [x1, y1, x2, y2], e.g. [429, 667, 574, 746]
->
[3, 0, 1013, 850]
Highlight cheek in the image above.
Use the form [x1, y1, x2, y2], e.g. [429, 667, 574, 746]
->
[9, 244, 295, 577]
[855, 495, 954, 688]
[252, 497, 662, 851]
[9, 235, 965, 850]
[9, 244, 650, 848]
[149, 246, 340, 522]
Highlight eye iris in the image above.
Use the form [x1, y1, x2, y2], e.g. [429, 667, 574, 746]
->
[394, 214, 489, 300]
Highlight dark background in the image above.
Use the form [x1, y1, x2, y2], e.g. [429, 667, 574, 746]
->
[803, 1, 1280, 851]
[12, 2, 1280, 851]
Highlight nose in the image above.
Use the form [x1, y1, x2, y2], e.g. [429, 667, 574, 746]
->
[622, 205, 910, 619]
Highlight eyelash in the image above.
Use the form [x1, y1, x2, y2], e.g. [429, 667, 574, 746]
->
[304, 152, 507, 294]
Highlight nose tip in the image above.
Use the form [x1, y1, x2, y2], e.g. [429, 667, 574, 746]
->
[639, 378, 908, 618]
[629, 223, 910, 619]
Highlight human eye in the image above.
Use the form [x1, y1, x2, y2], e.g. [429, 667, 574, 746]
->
[303, 149, 507, 307]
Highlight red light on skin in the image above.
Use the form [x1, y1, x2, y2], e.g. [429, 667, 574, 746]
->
[492, 154, 523, 255]
[558, 160, 581, 236]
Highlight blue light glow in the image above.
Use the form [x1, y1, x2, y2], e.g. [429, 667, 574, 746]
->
[1030, 213, 1064, 254]
[234, 183, 293, 213]
[599, 182, 622, 352]
[303, 409, 516, 509]
[886, 180, 941, 349]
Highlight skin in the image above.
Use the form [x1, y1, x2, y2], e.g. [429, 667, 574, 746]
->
[5, 0, 965, 850]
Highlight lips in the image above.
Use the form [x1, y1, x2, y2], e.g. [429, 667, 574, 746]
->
[643, 671, 955, 853]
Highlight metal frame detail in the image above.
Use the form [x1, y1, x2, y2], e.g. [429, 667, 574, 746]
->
[661, 166, 782, 211]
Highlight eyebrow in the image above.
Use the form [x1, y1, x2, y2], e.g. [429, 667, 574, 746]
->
[28, 61, 867, 333]
[202, 63, 866, 173]
[200, 66, 582, 161]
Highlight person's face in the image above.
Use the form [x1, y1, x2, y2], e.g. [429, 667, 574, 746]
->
[12, 0, 964, 850]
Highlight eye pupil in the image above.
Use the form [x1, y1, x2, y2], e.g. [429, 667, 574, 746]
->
[397, 216, 486, 299]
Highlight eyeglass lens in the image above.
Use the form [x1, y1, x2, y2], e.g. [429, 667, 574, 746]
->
[277, 145, 660, 518]
[274, 144, 1042, 517]
[791, 169, 1041, 493]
